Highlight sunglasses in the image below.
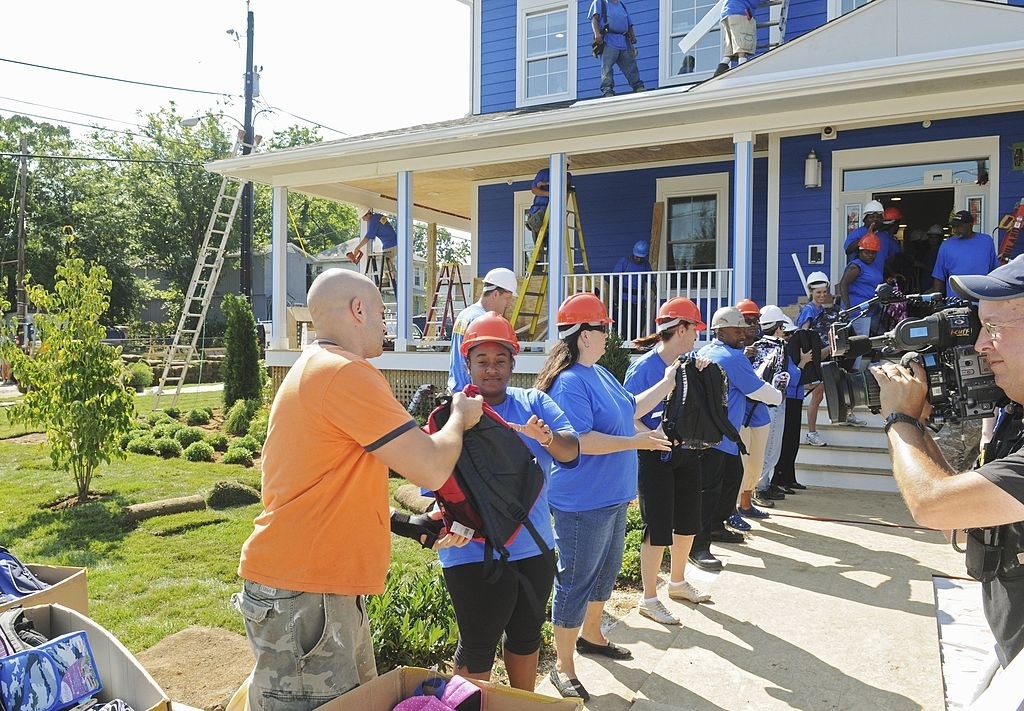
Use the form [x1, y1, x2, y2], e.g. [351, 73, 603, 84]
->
[580, 324, 609, 334]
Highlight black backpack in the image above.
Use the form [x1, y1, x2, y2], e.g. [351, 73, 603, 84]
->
[661, 355, 745, 453]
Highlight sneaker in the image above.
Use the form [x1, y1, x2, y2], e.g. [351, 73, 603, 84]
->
[737, 505, 770, 519]
[638, 597, 680, 625]
[726, 513, 752, 531]
[805, 431, 827, 447]
[713, 62, 730, 77]
[844, 414, 868, 427]
[752, 490, 776, 508]
[668, 580, 711, 603]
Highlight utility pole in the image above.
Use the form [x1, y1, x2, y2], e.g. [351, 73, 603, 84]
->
[16, 138, 28, 343]
[240, 6, 255, 300]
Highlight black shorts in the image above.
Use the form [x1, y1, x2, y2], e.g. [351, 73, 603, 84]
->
[637, 448, 703, 545]
[441, 554, 555, 673]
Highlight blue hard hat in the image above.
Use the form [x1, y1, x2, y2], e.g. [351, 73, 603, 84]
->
[632, 240, 649, 258]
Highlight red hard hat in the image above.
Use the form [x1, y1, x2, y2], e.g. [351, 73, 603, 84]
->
[459, 312, 520, 357]
[556, 293, 613, 326]
[735, 298, 761, 317]
[883, 206, 902, 222]
[859, 233, 881, 251]
[656, 297, 706, 331]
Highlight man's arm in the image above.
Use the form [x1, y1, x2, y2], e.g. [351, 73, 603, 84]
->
[592, 13, 602, 39]
[372, 393, 483, 491]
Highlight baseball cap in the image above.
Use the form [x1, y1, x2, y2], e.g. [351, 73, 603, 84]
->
[950, 256, 1024, 301]
[710, 306, 747, 330]
[951, 210, 975, 225]
[481, 268, 518, 296]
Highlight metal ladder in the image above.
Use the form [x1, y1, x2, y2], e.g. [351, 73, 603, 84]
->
[154, 132, 249, 406]
[423, 263, 468, 340]
[364, 250, 399, 335]
[509, 189, 591, 342]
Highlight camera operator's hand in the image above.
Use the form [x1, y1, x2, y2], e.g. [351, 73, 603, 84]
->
[870, 360, 929, 421]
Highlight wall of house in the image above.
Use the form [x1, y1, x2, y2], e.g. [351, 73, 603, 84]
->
[782, 0, 826, 42]
[776, 109, 1024, 306]
[476, 156, 770, 304]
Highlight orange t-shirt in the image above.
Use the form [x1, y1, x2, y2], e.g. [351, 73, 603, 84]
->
[238, 343, 417, 595]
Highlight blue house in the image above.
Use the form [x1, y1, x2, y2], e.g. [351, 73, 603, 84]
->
[212, 0, 1024, 361]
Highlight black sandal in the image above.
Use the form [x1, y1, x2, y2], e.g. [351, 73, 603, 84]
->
[575, 636, 633, 660]
[549, 669, 590, 701]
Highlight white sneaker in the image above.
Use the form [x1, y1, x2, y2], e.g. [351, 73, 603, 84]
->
[667, 580, 711, 603]
[638, 597, 681, 624]
[845, 414, 868, 427]
[804, 431, 827, 447]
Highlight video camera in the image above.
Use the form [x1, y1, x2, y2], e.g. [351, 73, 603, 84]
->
[821, 283, 1003, 425]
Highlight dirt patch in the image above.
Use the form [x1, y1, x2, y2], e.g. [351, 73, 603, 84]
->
[137, 627, 253, 711]
[6, 432, 46, 445]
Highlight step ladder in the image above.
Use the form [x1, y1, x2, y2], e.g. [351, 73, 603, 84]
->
[365, 250, 398, 334]
[423, 263, 468, 340]
[510, 189, 590, 342]
[154, 131, 252, 406]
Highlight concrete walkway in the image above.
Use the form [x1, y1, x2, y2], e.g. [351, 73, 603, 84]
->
[537, 489, 967, 710]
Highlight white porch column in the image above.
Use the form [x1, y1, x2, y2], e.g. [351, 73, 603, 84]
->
[733, 132, 754, 301]
[546, 153, 568, 349]
[270, 186, 288, 350]
[396, 171, 413, 352]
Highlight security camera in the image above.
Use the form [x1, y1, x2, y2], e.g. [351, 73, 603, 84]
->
[821, 126, 837, 141]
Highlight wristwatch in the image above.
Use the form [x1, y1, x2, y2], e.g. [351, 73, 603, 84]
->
[883, 412, 926, 435]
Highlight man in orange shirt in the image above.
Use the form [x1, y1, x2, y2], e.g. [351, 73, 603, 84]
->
[234, 268, 483, 711]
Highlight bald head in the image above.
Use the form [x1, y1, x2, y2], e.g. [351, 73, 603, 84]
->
[307, 269, 382, 348]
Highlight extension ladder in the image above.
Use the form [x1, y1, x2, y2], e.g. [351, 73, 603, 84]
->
[365, 250, 398, 334]
[154, 131, 253, 406]
[423, 263, 468, 340]
[509, 189, 591, 342]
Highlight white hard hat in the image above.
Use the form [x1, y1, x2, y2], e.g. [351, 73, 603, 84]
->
[782, 317, 798, 333]
[482, 268, 518, 296]
[806, 271, 830, 288]
[864, 200, 884, 214]
[710, 306, 747, 330]
[758, 304, 788, 326]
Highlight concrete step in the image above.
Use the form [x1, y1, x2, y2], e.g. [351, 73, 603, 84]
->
[795, 462, 897, 492]
[798, 442, 891, 470]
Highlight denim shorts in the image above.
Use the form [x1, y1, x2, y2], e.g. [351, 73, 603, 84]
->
[550, 502, 629, 628]
[232, 580, 377, 711]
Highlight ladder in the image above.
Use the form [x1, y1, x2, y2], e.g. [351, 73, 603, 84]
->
[154, 132, 250, 406]
[997, 198, 1024, 263]
[509, 189, 590, 342]
[423, 263, 468, 340]
[365, 250, 398, 334]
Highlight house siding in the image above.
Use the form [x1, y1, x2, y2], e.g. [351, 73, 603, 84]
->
[480, 0, 517, 113]
[783, 0, 826, 42]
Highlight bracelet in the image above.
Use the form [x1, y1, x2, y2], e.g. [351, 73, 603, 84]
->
[883, 412, 926, 435]
[540, 431, 555, 448]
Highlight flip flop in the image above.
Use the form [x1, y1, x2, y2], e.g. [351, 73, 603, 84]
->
[575, 636, 633, 660]
[549, 669, 590, 701]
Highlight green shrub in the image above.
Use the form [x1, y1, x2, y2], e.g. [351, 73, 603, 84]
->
[222, 446, 254, 467]
[207, 480, 261, 508]
[128, 361, 154, 390]
[163, 406, 181, 420]
[206, 432, 230, 452]
[153, 437, 182, 458]
[597, 329, 631, 383]
[153, 422, 184, 439]
[368, 563, 458, 670]
[147, 410, 173, 426]
[186, 408, 211, 426]
[626, 504, 643, 533]
[617, 528, 644, 585]
[235, 435, 262, 455]
[225, 399, 258, 436]
[126, 435, 157, 455]
[222, 293, 263, 409]
[174, 427, 205, 447]
[118, 432, 134, 450]
[247, 407, 270, 444]
[183, 441, 215, 462]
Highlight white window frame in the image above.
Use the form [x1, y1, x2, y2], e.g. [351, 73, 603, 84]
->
[516, 0, 576, 107]
[659, 0, 720, 87]
[655, 173, 730, 271]
[826, 0, 871, 20]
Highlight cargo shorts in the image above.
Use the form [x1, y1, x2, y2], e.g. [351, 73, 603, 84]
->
[232, 580, 377, 711]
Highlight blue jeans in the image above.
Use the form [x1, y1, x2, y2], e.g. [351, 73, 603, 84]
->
[757, 404, 786, 492]
[600, 45, 643, 96]
[550, 503, 629, 628]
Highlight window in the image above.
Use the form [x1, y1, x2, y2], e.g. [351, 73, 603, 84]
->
[666, 196, 719, 271]
[661, 0, 721, 85]
[517, 1, 576, 106]
[827, 0, 871, 20]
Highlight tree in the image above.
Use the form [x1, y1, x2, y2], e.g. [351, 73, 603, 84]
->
[222, 292, 263, 408]
[0, 257, 135, 504]
[413, 223, 470, 265]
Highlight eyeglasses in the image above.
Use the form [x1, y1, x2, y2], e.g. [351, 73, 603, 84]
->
[580, 324, 609, 334]
[980, 317, 1024, 338]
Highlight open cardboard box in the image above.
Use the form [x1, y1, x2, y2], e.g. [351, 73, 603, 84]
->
[0, 563, 89, 615]
[315, 666, 582, 711]
[20, 603, 171, 711]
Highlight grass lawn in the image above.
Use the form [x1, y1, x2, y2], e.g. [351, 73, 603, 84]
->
[0, 387, 434, 654]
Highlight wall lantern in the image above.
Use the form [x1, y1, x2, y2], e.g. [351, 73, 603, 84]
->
[804, 150, 822, 189]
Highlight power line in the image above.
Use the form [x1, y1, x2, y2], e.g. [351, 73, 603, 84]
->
[0, 95, 143, 129]
[0, 152, 203, 166]
[0, 56, 233, 97]
[0, 107, 147, 138]
[256, 94, 348, 136]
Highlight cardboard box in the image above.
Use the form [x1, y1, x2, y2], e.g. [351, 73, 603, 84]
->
[316, 666, 582, 711]
[0, 564, 89, 615]
[20, 604, 171, 711]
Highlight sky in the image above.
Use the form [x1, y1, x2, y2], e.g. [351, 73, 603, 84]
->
[1, 0, 473, 142]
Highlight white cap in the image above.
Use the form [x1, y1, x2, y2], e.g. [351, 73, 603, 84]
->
[710, 306, 747, 330]
[482, 268, 518, 296]
[806, 271, 830, 288]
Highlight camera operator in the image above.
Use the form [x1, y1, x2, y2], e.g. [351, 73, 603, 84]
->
[871, 256, 1024, 670]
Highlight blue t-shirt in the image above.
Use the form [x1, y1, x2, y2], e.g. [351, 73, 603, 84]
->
[844, 257, 883, 308]
[611, 256, 653, 303]
[364, 213, 398, 250]
[844, 227, 899, 270]
[547, 363, 638, 511]
[588, 0, 631, 50]
[437, 387, 578, 568]
[447, 302, 487, 392]
[931, 233, 999, 296]
[745, 401, 770, 428]
[796, 301, 839, 349]
[697, 339, 770, 455]
[529, 168, 574, 214]
[623, 348, 672, 431]
[722, 0, 756, 17]
[784, 355, 804, 400]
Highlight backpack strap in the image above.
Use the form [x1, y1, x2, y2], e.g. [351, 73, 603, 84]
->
[702, 363, 748, 455]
